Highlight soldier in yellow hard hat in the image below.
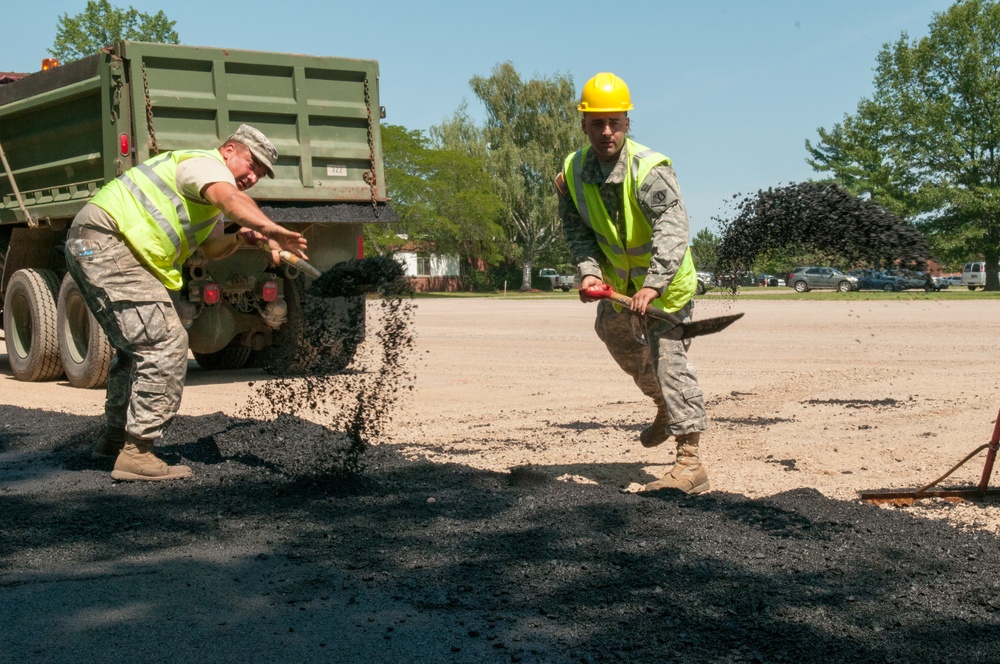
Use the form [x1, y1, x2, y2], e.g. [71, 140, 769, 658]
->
[555, 72, 709, 494]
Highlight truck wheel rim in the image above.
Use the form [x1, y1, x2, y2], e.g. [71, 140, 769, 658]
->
[62, 290, 92, 364]
[9, 291, 32, 360]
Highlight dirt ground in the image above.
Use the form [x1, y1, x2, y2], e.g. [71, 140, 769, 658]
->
[3, 295, 1000, 662]
[394, 296, 1000, 528]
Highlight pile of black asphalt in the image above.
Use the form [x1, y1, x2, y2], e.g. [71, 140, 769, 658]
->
[2, 405, 999, 663]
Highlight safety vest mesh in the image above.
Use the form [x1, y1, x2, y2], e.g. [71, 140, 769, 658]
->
[563, 139, 696, 313]
[90, 149, 226, 290]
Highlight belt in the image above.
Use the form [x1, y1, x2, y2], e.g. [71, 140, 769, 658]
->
[66, 226, 122, 241]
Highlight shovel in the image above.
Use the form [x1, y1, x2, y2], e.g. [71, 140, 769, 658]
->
[581, 284, 744, 339]
[246, 236, 323, 279]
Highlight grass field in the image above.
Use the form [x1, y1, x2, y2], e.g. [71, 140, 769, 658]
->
[411, 286, 1000, 301]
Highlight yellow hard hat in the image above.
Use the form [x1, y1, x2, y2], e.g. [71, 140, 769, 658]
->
[578, 72, 634, 112]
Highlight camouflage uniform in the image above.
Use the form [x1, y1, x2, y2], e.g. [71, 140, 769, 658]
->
[65, 209, 189, 441]
[559, 147, 706, 438]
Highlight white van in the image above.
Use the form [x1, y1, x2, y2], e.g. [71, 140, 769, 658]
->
[962, 261, 996, 290]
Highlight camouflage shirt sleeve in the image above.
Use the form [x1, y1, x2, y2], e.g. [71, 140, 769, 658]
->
[637, 162, 689, 295]
[557, 173, 604, 281]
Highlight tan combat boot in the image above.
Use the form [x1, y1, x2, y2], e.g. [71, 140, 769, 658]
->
[639, 404, 669, 448]
[111, 436, 192, 481]
[92, 428, 127, 460]
[643, 433, 710, 495]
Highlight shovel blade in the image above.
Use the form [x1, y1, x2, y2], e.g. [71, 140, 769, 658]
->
[681, 312, 744, 339]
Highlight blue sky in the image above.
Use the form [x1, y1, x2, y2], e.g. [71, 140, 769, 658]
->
[6, 0, 956, 236]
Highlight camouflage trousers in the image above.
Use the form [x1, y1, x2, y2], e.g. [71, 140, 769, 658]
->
[594, 299, 706, 438]
[64, 225, 188, 441]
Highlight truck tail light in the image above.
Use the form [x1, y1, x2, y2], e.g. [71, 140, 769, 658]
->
[203, 283, 221, 305]
[42, 58, 60, 71]
[357, 235, 364, 259]
[261, 281, 278, 302]
[119, 133, 130, 156]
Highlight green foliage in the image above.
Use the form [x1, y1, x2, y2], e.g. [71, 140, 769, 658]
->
[807, 0, 1000, 288]
[469, 63, 579, 290]
[690, 228, 720, 272]
[49, 0, 178, 62]
[368, 123, 506, 281]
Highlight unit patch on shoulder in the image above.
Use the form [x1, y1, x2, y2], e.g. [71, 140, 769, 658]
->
[652, 190, 667, 205]
[554, 172, 569, 197]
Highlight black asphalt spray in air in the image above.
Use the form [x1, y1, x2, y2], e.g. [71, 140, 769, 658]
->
[713, 182, 931, 288]
[240, 257, 415, 477]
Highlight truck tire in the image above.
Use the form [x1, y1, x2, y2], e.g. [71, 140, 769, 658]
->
[193, 336, 253, 371]
[252, 275, 364, 375]
[3, 268, 64, 382]
[57, 273, 113, 388]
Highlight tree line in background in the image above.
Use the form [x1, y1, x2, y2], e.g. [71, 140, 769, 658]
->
[370, 64, 580, 291]
[47, 1, 1000, 290]
[807, 0, 1000, 289]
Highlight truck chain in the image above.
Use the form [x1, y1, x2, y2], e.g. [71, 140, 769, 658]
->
[142, 63, 159, 156]
[363, 76, 379, 218]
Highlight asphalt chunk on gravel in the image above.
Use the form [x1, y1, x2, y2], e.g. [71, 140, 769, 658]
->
[2, 405, 1000, 663]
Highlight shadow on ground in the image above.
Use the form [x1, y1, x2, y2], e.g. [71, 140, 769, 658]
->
[2, 405, 999, 663]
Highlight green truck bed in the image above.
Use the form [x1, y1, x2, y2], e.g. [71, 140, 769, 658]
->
[0, 41, 391, 224]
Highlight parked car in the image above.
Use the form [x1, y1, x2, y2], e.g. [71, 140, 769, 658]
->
[696, 271, 715, 295]
[716, 271, 756, 289]
[848, 269, 904, 292]
[931, 276, 951, 289]
[942, 275, 963, 287]
[756, 274, 782, 287]
[786, 267, 860, 293]
[537, 268, 575, 292]
[885, 268, 935, 291]
[961, 261, 999, 290]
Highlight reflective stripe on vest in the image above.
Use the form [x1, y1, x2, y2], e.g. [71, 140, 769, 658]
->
[91, 150, 225, 289]
[563, 138, 696, 312]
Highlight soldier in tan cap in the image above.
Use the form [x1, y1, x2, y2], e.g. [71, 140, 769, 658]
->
[64, 125, 308, 481]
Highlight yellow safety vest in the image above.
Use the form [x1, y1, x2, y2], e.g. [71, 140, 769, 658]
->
[562, 139, 696, 313]
[90, 149, 226, 289]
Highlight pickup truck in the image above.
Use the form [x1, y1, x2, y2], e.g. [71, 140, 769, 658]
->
[1, 41, 395, 387]
[538, 268, 575, 292]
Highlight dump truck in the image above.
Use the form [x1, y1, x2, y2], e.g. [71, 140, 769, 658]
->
[0, 41, 395, 388]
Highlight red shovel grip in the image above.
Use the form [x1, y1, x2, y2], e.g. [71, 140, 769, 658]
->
[578, 284, 682, 325]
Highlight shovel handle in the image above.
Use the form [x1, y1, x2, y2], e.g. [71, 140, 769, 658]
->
[580, 285, 683, 326]
[276, 250, 322, 279]
[242, 234, 323, 279]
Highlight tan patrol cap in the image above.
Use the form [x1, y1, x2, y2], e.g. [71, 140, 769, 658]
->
[227, 124, 277, 178]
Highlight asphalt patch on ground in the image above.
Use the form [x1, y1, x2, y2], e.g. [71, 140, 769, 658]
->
[3, 403, 1000, 662]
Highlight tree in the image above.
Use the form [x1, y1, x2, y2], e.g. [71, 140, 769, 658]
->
[50, 0, 179, 63]
[807, 0, 1000, 288]
[469, 63, 579, 290]
[371, 123, 505, 287]
[690, 228, 720, 273]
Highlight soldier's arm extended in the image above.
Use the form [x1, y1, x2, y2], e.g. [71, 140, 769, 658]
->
[201, 181, 308, 265]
